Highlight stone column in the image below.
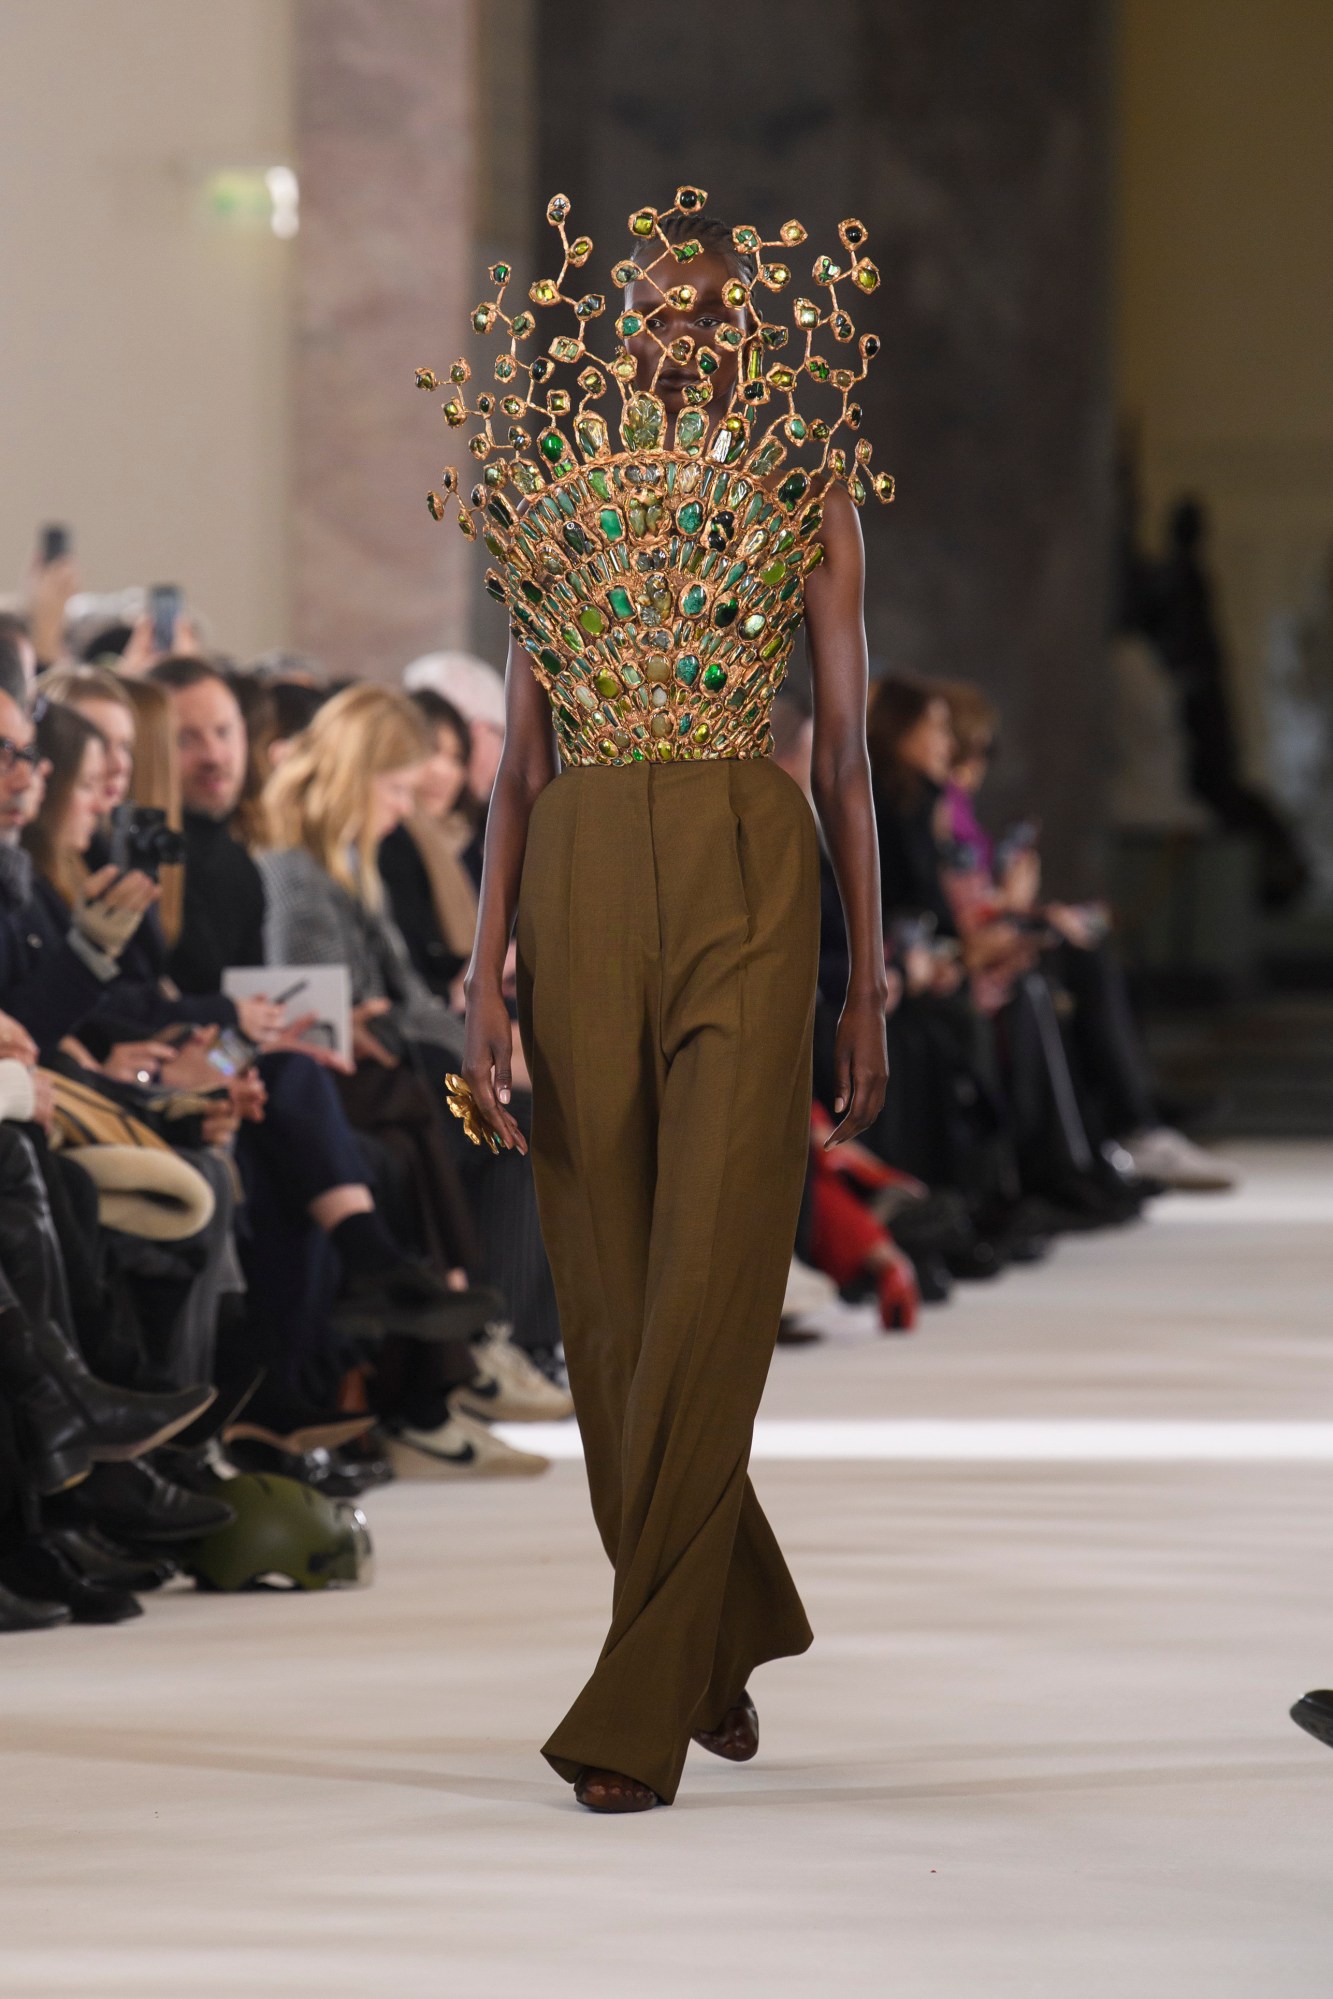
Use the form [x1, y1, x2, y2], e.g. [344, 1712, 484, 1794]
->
[292, 0, 477, 681]
[533, 0, 1114, 886]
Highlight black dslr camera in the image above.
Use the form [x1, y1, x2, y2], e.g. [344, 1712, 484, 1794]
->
[109, 805, 187, 881]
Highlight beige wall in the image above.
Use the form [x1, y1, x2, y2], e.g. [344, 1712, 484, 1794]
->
[0, 0, 294, 658]
[1118, 0, 1333, 776]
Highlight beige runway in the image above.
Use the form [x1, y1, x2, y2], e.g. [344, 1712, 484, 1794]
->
[2, 1142, 1331, 1997]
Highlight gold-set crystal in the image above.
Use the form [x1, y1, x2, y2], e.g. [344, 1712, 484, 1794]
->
[443, 1073, 501, 1153]
[417, 186, 894, 767]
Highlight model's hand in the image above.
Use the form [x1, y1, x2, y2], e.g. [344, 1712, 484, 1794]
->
[462, 982, 527, 1154]
[824, 992, 888, 1148]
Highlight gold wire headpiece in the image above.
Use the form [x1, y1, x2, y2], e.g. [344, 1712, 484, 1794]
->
[417, 183, 894, 531]
[414, 187, 895, 767]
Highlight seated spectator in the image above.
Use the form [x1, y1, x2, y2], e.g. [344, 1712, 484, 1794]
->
[379, 688, 478, 1002]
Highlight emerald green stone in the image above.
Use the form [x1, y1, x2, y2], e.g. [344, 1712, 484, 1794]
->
[562, 523, 593, 556]
[599, 507, 624, 543]
[751, 440, 784, 477]
[780, 576, 801, 601]
[593, 669, 621, 698]
[786, 415, 808, 441]
[676, 410, 707, 451]
[676, 500, 704, 535]
[608, 586, 635, 620]
[555, 489, 577, 518]
[622, 665, 643, 687]
[680, 583, 708, 618]
[678, 714, 693, 735]
[522, 578, 546, 603]
[676, 655, 700, 686]
[539, 431, 565, 462]
[724, 561, 746, 588]
[537, 649, 562, 676]
[560, 626, 585, 653]
[483, 534, 506, 561]
[703, 664, 727, 692]
[588, 468, 612, 502]
[761, 561, 788, 587]
[807, 357, 831, 383]
[774, 530, 796, 555]
[622, 393, 664, 452]
[740, 613, 766, 640]
[712, 599, 739, 630]
[743, 495, 768, 528]
[579, 606, 606, 637]
[777, 471, 809, 510]
[484, 575, 506, 602]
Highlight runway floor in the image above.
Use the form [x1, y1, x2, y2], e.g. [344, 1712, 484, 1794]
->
[2, 1141, 1332, 1996]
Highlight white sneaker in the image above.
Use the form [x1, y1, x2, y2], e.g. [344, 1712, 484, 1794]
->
[453, 1332, 575, 1423]
[1123, 1127, 1239, 1193]
[389, 1406, 549, 1479]
[783, 1256, 838, 1319]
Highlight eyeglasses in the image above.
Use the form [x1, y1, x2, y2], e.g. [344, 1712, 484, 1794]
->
[0, 738, 43, 774]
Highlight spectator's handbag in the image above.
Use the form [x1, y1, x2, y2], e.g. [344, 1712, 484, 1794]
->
[41, 1070, 217, 1243]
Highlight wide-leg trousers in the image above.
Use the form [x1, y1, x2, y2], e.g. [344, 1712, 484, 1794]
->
[515, 756, 820, 1804]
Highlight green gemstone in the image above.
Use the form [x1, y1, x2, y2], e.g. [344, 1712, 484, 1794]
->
[483, 534, 505, 560]
[485, 575, 506, 602]
[593, 669, 621, 698]
[777, 472, 809, 510]
[579, 606, 606, 637]
[522, 579, 546, 603]
[539, 430, 565, 462]
[712, 599, 739, 630]
[562, 522, 593, 556]
[678, 714, 693, 736]
[676, 655, 700, 687]
[761, 561, 788, 587]
[599, 507, 625, 543]
[589, 468, 611, 502]
[724, 561, 746, 588]
[622, 665, 643, 687]
[608, 586, 635, 620]
[677, 499, 704, 535]
[780, 576, 801, 601]
[621, 394, 664, 452]
[703, 664, 727, 692]
[574, 685, 598, 710]
[575, 415, 608, 457]
[561, 625, 585, 653]
[680, 583, 708, 618]
[740, 613, 766, 640]
[537, 649, 562, 676]
[676, 409, 707, 451]
[486, 496, 515, 528]
[786, 415, 808, 441]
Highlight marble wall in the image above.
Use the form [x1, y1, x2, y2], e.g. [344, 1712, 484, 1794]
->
[292, 0, 477, 679]
[534, 0, 1115, 884]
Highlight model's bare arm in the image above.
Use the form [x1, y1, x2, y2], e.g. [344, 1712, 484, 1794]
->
[461, 638, 558, 1150]
[803, 480, 889, 1145]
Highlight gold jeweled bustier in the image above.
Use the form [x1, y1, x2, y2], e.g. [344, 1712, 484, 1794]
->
[417, 185, 894, 768]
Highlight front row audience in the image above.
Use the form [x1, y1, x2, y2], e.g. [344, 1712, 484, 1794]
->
[0, 602, 1231, 1630]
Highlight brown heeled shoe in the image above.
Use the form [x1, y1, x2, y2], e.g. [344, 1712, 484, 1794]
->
[692, 1689, 759, 1762]
[573, 1766, 661, 1814]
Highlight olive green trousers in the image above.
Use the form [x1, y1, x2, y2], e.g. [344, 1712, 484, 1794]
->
[515, 757, 820, 1803]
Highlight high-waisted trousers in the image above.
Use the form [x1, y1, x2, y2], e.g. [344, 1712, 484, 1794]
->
[515, 756, 820, 1803]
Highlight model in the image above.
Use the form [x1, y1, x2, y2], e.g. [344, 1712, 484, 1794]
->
[420, 186, 891, 1812]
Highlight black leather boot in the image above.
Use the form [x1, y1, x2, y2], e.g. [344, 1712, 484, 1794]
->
[0, 1306, 215, 1496]
[0, 1538, 141, 1625]
[73, 1460, 237, 1545]
[0, 1577, 70, 1632]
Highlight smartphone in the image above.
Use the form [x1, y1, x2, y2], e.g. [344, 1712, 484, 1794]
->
[40, 523, 71, 566]
[149, 583, 182, 655]
[205, 1027, 259, 1079]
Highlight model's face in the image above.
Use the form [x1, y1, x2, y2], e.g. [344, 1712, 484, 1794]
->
[414, 725, 468, 821]
[626, 250, 747, 420]
[73, 696, 136, 812]
[897, 699, 955, 786]
[60, 740, 107, 855]
[172, 679, 247, 818]
[0, 692, 43, 840]
[368, 764, 423, 843]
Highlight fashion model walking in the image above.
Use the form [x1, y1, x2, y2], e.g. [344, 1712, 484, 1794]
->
[424, 187, 892, 1811]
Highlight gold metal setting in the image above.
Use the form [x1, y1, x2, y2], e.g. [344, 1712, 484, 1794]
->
[418, 187, 894, 767]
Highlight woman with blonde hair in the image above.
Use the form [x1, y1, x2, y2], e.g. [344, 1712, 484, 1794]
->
[258, 682, 465, 1062]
